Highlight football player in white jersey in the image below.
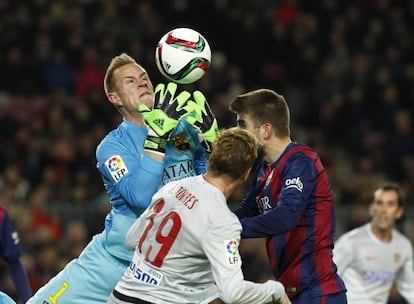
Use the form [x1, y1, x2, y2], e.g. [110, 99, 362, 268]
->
[334, 182, 414, 304]
[108, 127, 291, 304]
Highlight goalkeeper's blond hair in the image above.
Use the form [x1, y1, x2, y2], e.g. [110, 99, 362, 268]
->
[104, 53, 139, 95]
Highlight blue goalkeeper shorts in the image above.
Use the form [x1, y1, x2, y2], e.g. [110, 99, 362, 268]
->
[26, 233, 129, 304]
[0, 292, 16, 304]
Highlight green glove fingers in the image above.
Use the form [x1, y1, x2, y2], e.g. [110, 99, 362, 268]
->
[154, 82, 191, 120]
[182, 91, 219, 153]
[139, 82, 195, 154]
[138, 105, 178, 137]
[139, 82, 218, 154]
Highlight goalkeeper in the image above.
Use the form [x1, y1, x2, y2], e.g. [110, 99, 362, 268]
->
[26, 53, 218, 304]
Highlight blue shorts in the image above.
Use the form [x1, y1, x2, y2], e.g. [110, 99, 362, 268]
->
[0, 292, 16, 304]
[27, 233, 130, 304]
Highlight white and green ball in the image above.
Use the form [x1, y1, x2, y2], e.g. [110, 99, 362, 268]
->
[155, 28, 211, 84]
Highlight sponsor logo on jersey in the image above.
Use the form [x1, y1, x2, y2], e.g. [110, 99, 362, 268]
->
[162, 160, 194, 185]
[362, 270, 395, 284]
[105, 155, 128, 182]
[284, 177, 303, 191]
[224, 240, 240, 265]
[256, 196, 273, 214]
[172, 133, 190, 152]
[128, 260, 163, 286]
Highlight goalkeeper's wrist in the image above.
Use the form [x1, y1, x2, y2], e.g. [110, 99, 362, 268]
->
[144, 135, 167, 154]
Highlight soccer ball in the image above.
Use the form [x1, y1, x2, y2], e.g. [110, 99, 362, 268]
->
[155, 28, 211, 84]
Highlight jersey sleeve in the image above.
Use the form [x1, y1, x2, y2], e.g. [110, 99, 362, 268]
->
[333, 233, 355, 277]
[0, 208, 23, 262]
[240, 154, 316, 238]
[202, 214, 285, 303]
[395, 240, 414, 302]
[97, 137, 164, 209]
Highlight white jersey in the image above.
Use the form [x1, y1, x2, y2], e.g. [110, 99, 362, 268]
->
[333, 223, 414, 304]
[110, 175, 285, 304]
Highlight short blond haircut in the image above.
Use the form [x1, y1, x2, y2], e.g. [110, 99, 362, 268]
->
[104, 53, 137, 94]
[208, 127, 259, 179]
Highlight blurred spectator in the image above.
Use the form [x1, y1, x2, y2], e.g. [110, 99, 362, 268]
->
[27, 185, 63, 247]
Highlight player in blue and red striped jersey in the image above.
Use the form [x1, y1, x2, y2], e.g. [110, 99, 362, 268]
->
[0, 206, 32, 303]
[229, 89, 347, 304]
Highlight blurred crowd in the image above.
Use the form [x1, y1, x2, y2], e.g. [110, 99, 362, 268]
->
[0, 0, 413, 303]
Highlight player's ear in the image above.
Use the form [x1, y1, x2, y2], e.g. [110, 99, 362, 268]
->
[261, 123, 272, 138]
[108, 93, 122, 106]
[395, 206, 404, 220]
[240, 167, 252, 182]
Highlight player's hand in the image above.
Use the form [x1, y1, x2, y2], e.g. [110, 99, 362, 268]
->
[183, 90, 219, 154]
[138, 82, 191, 137]
[271, 294, 291, 304]
[280, 294, 292, 304]
[139, 82, 192, 153]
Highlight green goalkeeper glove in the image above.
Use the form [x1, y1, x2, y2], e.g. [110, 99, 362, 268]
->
[183, 91, 219, 154]
[139, 82, 191, 153]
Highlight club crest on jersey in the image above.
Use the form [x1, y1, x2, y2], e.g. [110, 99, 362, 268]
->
[224, 239, 240, 265]
[171, 133, 190, 152]
[105, 155, 128, 182]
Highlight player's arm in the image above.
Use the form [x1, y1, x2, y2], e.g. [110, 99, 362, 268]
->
[394, 241, 414, 302]
[0, 210, 32, 302]
[96, 140, 163, 209]
[203, 217, 288, 304]
[332, 233, 355, 276]
[239, 156, 313, 238]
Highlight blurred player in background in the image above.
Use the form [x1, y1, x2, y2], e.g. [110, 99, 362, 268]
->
[27, 53, 217, 303]
[108, 127, 291, 304]
[0, 206, 32, 303]
[229, 89, 347, 304]
[334, 182, 414, 304]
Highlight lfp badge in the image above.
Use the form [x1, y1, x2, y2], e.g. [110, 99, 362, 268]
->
[225, 239, 240, 265]
[105, 155, 128, 182]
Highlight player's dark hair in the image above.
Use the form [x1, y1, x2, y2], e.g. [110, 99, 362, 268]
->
[229, 89, 290, 138]
[208, 128, 259, 179]
[373, 182, 404, 207]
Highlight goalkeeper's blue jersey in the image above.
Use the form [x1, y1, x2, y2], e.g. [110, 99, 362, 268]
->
[96, 118, 206, 262]
[26, 118, 207, 304]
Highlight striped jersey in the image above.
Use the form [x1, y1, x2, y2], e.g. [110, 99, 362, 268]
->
[235, 142, 346, 300]
[334, 223, 414, 304]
